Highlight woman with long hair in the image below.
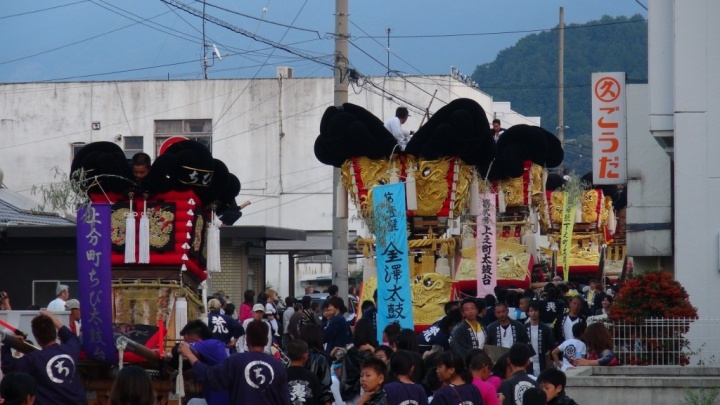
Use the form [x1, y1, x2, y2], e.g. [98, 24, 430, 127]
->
[109, 365, 156, 405]
[574, 322, 619, 366]
[429, 351, 482, 405]
[239, 289, 255, 323]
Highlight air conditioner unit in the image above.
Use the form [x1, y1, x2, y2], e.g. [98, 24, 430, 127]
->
[277, 66, 293, 79]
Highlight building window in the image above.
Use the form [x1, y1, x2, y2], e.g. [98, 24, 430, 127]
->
[71, 142, 86, 159]
[154, 119, 212, 157]
[123, 136, 144, 159]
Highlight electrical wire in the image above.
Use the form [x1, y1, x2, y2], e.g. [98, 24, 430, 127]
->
[198, 0, 323, 38]
[0, 1, 89, 20]
[353, 18, 646, 40]
[0, 7, 178, 66]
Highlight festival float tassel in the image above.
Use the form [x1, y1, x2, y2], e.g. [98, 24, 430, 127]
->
[124, 198, 136, 263]
[138, 199, 150, 264]
[498, 187, 507, 214]
[405, 165, 417, 211]
[206, 211, 221, 273]
[176, 353, 185, 398]
[469, 173, 479, 216]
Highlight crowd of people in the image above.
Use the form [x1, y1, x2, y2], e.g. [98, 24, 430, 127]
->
[0, 278, 616, 404]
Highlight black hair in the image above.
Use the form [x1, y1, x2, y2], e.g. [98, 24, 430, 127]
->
[508, 342, 533, 367]
[537, 368, 567, 390]
[224, 303, 235, 317]
[109, 365, 154, 405]
[131, 152, 151, 168]
[353, 318, 379, 347]
[301, 296, 312, 309]
[286, 339, 309, 362]
[0, 372, 36, 405]
[246, 320, 269, 348]
[395, 329, 419, 352]
[375, 345, 394, 360]
[361, 300, 375, 312]
[424, 367, 442, 393]
[285, 296, 295, 307]
[484, 294, 497, 307]
[362, 357, 388, 379]
[328, 296, 344, 312]
[437, 351, 472, 384]
[31, 314, 57, 346]
[572, 321, 587, 338]
[257, 292, 268, 305]
[491, 353, 510, 379]
[522, 387, 547, 405]
[395, 107, 409, 119]
[328, 284, 339, 296]
[299, 323, 324, 353]
[439, 309, 462, 333]
[528, 301, 543, 313]
[180, 319, 213, 341]
[311, 301, 319, 311]
[443, 301, 459, 314]
[492, 118, 501, 125]
[494, 286, 508, 304]
[389, 350, 415, 377]
[469, 351, 493, 371]
[464, 348, 484, 370]
[460, 297, 478, 310]
[505, 290, 519, 307]
[494, 301, 508, 310]
[243, 289, 255, 304]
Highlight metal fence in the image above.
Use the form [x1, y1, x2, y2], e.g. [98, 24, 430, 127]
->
[588, 317, 720, 366]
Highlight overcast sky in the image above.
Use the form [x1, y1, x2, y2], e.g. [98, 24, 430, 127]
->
[0, 0, 647, 83]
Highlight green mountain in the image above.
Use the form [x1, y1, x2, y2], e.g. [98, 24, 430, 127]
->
[472, 14, 648, 174]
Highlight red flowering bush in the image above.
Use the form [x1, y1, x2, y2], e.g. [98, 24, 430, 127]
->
[608, 271, 698, 365]
[609, 270, 698, 322]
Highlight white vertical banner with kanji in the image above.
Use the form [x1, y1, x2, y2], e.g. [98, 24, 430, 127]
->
[476, 193, 497, 297]
[591, 72, 627, 184]
[373, 183, 414, 343]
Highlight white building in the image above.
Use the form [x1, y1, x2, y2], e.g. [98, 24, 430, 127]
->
[0, 75, 538, 296]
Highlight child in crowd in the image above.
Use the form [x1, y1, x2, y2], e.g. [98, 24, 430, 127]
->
[286, 340, 324, 405]
[551, 322, 586, 371]
[0, 372, 36, 405]
[383, 351, 427, 405]
[429, 351, 482, 405]
[487, 353, 510, 390]
[358, 357, 389, 405]
[537, 369, 579, 405]
[374, 345, 394, 365]
[522, 387, 547, 405]
[469, 351, 500, 405]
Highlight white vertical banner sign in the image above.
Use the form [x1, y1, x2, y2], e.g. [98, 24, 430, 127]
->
[591, 72, 627, 184]
[476, 193, 497, 297]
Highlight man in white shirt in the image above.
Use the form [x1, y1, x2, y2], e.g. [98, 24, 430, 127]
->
[47, 284, 69, 312]
[238, 304, 273, 354]
[384, 107, 413, 150]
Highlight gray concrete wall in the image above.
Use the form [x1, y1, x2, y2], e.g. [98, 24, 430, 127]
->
[566, 366, 720, 405]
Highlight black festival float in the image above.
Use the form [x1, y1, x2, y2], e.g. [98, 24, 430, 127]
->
[313, 98, 585, 332]
[66, 140, 242, 403]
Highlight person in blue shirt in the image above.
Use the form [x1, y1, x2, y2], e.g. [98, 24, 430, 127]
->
[323, 297, 350, 357]
[207, 298, 244, 354]
[179, 320, 290, 405]
[179, 320, 230, 405]
[1, 311, 87, 405]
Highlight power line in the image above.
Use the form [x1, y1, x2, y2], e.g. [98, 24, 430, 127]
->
[0, 8, 177, 66]
[353, 18, 646, 40]
[198, 0, 323, 38]
[0, 1, 89, 20]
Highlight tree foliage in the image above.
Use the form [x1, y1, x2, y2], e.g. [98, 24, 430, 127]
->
[472, 15, 648, 174]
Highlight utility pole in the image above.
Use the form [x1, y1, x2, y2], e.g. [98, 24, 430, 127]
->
[202, 1, 208, 79]
[332, 0, 349, 301]
[557, 7, 565, 149]
[386, 28, 391, 76]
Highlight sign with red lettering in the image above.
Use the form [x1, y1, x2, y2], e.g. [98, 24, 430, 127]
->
[591, 72, 627, 184]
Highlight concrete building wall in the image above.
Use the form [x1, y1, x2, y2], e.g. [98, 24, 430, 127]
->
[647, 1, 720, 318]
[0, 76, 539, 295]
[625, 84, 672, 270]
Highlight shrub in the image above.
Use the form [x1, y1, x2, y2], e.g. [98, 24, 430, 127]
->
[609, 270, 697, 322]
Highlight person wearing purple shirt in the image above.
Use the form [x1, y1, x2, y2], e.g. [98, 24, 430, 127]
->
[179, 320, 230, 405]
[180, 320, 290, 405]
[383, 351, 428, 405]
[1, 311, 87, 405]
